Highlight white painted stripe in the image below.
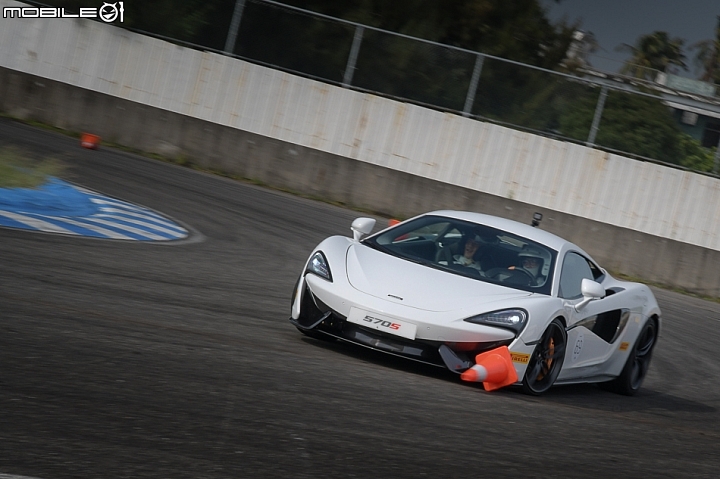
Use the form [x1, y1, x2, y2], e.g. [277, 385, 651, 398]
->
[93, 213, 187, 236]
[92, 200, 178, 223]
[90, 198, 148, 212]
[72, 185, 99, 195]
[95, 207, 182, 229]
[77, 216, 170, 240]
[99, 206, 169, 223]
[46, 216, 134, 240]
[0, 210, 78, 235]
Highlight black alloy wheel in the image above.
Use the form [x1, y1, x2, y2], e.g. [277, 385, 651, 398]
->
[522, 319, 567, 395]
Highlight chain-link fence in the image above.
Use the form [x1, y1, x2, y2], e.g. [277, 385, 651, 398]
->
[225, 0, 720, 174]
[22, 0, 720, 174]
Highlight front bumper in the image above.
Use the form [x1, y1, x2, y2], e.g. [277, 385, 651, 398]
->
[291, 275, 515, 371]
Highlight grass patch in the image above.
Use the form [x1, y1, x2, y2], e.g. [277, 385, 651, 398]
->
[0, 147, 65, 188]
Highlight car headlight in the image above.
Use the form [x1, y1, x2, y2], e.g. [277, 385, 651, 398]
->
[464, 309, 528, 334]
[306, 251, 333, 282]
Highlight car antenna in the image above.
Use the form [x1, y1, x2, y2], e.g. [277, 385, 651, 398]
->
[531, 212, 543, 228]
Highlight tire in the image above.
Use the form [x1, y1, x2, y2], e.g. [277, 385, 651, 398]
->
[601, 317, 658, 396]
[522, 319, 567, 395]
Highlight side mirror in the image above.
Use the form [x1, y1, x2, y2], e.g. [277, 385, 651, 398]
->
[575, 278, 605, 311]
[351, 217, 376, 241]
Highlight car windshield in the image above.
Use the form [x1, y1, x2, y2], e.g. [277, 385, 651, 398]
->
[363, 215, 557, 294]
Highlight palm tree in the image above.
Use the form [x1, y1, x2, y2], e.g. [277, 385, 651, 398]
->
[616, 31, 687, 80]
[689, 16, 720, 85]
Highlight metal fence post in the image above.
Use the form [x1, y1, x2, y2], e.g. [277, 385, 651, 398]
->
[224, 0, 246, 55]
[342, 25, 364, 87]
[587, 85, 608, 147]
[462, 54, 484, 117]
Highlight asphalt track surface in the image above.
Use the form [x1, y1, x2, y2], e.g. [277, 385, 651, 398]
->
[1, 118, 720, 478]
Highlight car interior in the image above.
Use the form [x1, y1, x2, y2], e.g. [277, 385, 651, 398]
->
[369, 217, 555, 291]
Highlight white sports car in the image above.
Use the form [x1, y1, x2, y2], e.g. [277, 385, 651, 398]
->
[290, 211, 660, 395]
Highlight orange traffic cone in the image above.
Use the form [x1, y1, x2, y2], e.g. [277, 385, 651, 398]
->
[460, 346, 518, 391]
[80, 133, 101, 150]
[388, 219, 400, 226]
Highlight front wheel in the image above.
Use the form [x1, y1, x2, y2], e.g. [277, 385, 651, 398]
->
[522, 319, 567, 395]
[601, 318, 658, 396]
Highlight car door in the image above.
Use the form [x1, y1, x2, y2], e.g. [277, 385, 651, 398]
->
[557, 252, 630, 381]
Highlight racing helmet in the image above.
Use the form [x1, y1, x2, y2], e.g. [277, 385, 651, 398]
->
[518, 248, 545, 277]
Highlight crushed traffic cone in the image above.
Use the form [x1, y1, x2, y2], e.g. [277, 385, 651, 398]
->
[460, 346, 518, 391]
[80, 133, 101, 149]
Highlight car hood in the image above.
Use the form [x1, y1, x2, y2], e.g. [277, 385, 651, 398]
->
[346, 244, 532, 312]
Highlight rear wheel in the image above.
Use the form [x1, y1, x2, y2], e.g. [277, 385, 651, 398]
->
[522, 319, 566, 395]
[601, 318, 658, 396]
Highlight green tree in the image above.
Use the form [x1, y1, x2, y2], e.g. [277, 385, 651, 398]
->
[617, 31, 687, 80]
[690, 16, 720, 85]
[37, 0, 227, 45]
[282, 0, 576, 68]
[677, 134, 717, 172]
[558, 90, 684, 164]
[235, 0, 575, 111]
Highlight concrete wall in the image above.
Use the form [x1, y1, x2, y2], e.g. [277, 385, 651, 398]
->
[2, 2, 719, 296]
[2, 3, 720, 253]
[2, 66, 719, 297]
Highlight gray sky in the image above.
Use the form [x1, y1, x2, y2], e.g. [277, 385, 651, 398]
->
[540, 0, 719, 77]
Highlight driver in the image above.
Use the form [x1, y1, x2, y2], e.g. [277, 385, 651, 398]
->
[509, 249, 545, 284]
